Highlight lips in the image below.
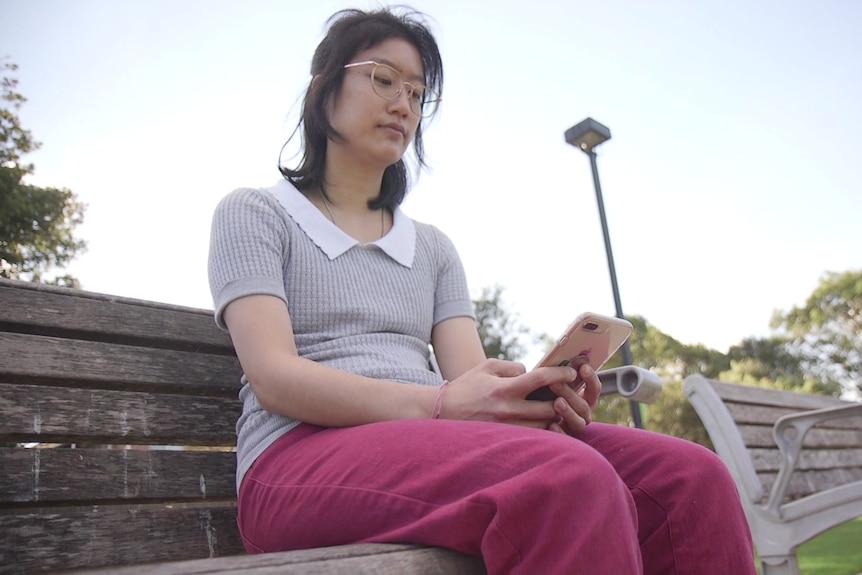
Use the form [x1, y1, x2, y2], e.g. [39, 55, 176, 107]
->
[380, 123, 406, 137]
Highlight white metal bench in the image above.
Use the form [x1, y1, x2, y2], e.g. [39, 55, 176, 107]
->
[684, 374, 862, 575]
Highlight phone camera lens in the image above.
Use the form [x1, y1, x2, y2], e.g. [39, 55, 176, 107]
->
[584, 322, 599, 331]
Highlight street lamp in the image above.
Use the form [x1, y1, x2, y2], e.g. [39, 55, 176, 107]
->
[564, 117, 643, 429]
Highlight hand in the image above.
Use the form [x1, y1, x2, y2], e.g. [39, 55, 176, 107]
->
[547, 362, 602, 435]
[439, 358, 581, 430]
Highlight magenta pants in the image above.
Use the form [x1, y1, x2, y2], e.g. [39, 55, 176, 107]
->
[237, 420, 756, 575]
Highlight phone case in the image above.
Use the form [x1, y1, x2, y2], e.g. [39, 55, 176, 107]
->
[535, 312, 633, 371]
[527, 312, 633, 401]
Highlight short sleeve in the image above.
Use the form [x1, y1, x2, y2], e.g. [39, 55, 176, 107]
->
[429, 226, 474, 325]
[208, 188, 290, 329]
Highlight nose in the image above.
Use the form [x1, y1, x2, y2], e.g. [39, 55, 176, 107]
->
[388, 86, 412, 116]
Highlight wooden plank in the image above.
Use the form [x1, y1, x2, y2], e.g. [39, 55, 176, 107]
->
[724, 403, 794, 426]
[711, 379, 851, 410]
[737, 424, 862, 449]
[749, 447, 862, 473]
[0, 333, 241, 394]
[725, 401, 862, 430]
[0, 502, 244, 574]
[758, 468, 862, 500]
[63, 544, 487, 575]
[0, 279, 231, 352]
[0, 384, 239, 445]
[0, 447, 236, 505]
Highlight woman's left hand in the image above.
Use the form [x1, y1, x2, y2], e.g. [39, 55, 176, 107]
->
[547, 362, 602, 435]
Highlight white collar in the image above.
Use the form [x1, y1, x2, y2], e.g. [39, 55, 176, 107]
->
[264, 179, 415, 268]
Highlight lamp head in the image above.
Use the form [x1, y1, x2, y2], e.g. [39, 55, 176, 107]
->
[565, 117, 611, 153]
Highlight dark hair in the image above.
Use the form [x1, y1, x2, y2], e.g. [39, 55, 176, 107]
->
[278, 6, 443, 210]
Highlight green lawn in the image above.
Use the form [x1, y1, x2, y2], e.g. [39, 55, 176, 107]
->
[756, 517, 862, 575]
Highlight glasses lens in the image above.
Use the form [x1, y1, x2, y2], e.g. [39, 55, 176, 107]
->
[415, 87, 439, 117]
[369, 63, 438, 117]
[371, 65, 401, 100]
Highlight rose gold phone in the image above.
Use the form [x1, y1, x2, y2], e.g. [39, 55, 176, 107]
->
[527, 312, 633, 401]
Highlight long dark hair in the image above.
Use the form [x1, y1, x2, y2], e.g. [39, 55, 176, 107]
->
[279, 6, 443, 210]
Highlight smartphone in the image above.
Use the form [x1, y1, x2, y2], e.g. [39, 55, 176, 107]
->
[526, 312, 633, 401]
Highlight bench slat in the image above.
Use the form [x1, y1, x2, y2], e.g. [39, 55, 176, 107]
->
[711, 379, 851, 410]
[758, 467, 862, 500]
[737, 423, 862, 449]
[0, 383, 239, 445]
[0, 278, 231, 352]
[685, 373, 862, 571]
[63, 544, 486, 575]
[749, 447, 862, 473]
[0, 502, 243, 573]
[0, 447, 236, 505]
[725, 401, 862, 430]
[0, 333, 241, 394]
[0, 279, 477, 574]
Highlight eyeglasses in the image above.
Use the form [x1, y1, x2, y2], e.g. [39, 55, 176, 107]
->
[342, 60, 439, 118]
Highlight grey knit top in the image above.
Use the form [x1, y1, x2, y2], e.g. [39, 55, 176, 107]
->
[207, 179, 474, 491]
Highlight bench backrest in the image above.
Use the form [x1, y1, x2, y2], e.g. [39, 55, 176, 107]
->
[684, 375, 862, 505]
[0, 279, 245, 573]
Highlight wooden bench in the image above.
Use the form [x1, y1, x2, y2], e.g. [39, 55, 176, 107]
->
[0, 278, 485, 574]
[684, 374, 862, 575]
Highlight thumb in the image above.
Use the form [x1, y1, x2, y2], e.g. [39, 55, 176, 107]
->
[482, 358, 527, 378]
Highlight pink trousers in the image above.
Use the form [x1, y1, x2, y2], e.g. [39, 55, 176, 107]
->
[237, 420, 756, 575]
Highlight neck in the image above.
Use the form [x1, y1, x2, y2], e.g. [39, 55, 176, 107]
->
[317, 188, 389, 244]
[305, 159, 391, 243]
[320, 180, 380, 212]
[321, 145, 390, 211]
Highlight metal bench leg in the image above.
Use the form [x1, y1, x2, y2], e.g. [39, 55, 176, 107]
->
[760, 554, 800, 575]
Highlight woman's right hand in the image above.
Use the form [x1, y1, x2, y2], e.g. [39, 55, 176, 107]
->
[437, 358, 582, 430]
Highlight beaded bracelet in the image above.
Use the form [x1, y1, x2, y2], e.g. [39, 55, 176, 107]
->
[432, 380, 449, 419]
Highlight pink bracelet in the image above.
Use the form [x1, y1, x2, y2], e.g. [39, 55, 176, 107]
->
[432, 380, 449, 419]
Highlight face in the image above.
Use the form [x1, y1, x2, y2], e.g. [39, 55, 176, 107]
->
[326, 37, 425, 171]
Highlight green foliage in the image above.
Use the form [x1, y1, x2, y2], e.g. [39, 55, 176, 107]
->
[472, 284, 533, 361]
[721, 336, 841, 396]
[591, 315, 719, 446]
[642, 380, 713, 448]
[771, 269, 862, 397]
[0, 60, 86, 285]
[472, 273, 860, 447]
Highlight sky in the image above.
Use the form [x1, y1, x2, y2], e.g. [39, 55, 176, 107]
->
[3, 0, 861, 365]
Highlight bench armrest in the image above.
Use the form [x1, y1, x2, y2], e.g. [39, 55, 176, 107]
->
[766, 402, 862, 515]
[597, 366, 663, 404]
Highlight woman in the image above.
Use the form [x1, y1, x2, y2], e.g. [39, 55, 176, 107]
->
[208, 6, 756, 574]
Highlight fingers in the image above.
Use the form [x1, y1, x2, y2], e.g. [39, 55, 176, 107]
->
[483, 358, 527, 377]
[579, 363, 602, 408]
[548, 420, 568, 435]
[545, 363, 601, 433]
[515, 364, 580, 397]
[515, 418, 558, 430]
[549, 387, 591, 433]
[456, 359, 593, 432]
[448, 362, 558, 426]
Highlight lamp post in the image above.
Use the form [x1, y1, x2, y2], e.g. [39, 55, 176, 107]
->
[564, 117, 643, 429]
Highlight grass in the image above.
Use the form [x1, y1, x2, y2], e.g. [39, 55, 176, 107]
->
[797, 517, 862, 575]
[756, 517, 862, 575]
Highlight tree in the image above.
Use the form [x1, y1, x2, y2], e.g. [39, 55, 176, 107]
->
[770, 269, 862, 397]
[472, 284, 535, 361]
[591, 315, 722, 447]
[1, 60, 86, 286]
[720, 336, 841, 396]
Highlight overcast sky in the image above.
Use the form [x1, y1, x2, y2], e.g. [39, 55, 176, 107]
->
[3, 0, 860, 364]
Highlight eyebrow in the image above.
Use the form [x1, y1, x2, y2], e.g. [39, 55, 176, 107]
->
[371, 57, 426, 84]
